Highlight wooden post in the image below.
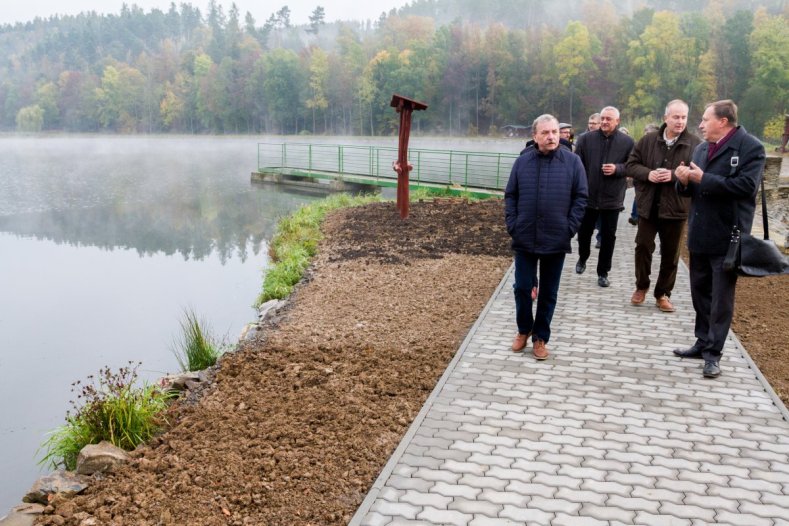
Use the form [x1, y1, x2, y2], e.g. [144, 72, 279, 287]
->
[390, 94, 428, 219]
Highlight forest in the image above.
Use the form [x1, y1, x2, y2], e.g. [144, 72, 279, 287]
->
[0, 0, 787, 139]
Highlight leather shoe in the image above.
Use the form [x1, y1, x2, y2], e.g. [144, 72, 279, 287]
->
[575, 260, 586, 274]
[628, 217, 638, 225]
[656, 295, 675, 312]
[703, 360, 721, 378]
[673, 345, 704, 359]
[533, 339, 549, 360]
[511, 332, 531, 353]
[598, 275, 610, 287]
[631, 289, 647, 305]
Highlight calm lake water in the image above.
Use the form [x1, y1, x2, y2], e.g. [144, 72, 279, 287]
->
[0, 135, 330, 511]
[0, 133, 521, 511]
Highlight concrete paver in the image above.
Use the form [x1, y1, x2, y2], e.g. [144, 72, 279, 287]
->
[350, 189, 789, 525]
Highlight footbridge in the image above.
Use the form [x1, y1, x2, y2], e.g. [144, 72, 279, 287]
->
[252, 142, 518, 197]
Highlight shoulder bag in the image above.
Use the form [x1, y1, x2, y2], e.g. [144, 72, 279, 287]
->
[722, 176, 789, 276]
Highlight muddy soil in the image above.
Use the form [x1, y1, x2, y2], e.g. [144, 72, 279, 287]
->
[37, 199, 788, 525]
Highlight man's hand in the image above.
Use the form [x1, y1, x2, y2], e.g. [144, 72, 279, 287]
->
[648, 168, 672, 183]
[676, 162, 703, 185]
[602, 163, 616, 176]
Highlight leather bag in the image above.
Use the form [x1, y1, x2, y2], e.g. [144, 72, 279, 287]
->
[723, 226, 789, 276]
[722, 176, 789, 277]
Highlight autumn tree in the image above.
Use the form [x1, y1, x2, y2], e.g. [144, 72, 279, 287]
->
[554, 21, 599, 123]
[305, 47, 329, 133]
[744, 8, 789, 133]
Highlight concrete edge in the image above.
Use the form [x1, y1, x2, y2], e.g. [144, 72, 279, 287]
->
[677, 258, 789, 423]
[347, 263, 515, 525]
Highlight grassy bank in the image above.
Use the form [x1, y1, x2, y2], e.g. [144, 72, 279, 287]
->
[255, 193, 382, 306]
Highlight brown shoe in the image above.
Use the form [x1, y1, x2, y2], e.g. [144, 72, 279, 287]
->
[511, 332, 531, 352]
[533, 339, 549, 360]
[631, 289, 647, 305]
[656, 295, 675, 312]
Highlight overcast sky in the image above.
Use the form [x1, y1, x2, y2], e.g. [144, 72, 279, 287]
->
[0, 0, 411, 26]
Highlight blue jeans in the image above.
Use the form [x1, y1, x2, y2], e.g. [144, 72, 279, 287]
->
[631, 200, 638, 220]
[513, 251, 566, 343]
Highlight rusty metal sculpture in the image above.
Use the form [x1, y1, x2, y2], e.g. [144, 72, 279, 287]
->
[390, 94, 428, 219]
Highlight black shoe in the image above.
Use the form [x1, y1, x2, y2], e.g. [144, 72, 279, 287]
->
[628, 217, 638, 226]
[597, 275, 610, 287]
[703, 360, 721, 378]
[595, 239, 602, 249]
[575, 260, 586, 274]
[673, 345, 704, 359]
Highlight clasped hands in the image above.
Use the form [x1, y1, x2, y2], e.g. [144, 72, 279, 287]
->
[675, 162, 703, 186]
[648, 168, 672, 184]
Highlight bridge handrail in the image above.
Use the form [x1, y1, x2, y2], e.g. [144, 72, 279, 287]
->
[257, 142, 519, 192]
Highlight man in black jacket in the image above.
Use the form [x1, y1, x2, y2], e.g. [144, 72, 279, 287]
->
[574, 106, 635, 287]
[674, 100, 765, 378]
[626, 100, 701, 313]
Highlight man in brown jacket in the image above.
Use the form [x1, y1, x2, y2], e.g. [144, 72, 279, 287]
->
[626, 99, 701, 312]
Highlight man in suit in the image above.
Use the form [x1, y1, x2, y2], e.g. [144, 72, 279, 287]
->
[674, 100, 766, 378]
[574, 106, 635, 287]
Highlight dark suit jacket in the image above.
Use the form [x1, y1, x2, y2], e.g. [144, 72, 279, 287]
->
[677, 126, 766, 254]
[574, 128, 634, 210]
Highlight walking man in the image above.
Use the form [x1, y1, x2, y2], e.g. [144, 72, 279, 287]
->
[505, 114, 588, 360]
[626, 100, 701, 312]
[574, 106, 635, 287]
[674, 100, 765, 378]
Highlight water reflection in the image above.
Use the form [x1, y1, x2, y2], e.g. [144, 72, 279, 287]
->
[0, 191, 277, 263]
[0, 135, 320, 513]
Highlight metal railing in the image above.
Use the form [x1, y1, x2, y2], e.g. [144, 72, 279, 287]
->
[257, 142, 518, 192]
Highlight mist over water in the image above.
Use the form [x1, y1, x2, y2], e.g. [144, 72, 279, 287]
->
[0, 135, 321, 512]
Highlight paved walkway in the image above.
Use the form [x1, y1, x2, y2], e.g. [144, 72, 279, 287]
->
[351, 189, 789, 526]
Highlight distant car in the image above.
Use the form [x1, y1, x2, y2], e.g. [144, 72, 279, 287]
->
[501, 124, 532, 138]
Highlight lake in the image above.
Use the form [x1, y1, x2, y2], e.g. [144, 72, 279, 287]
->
[0, 135, 328, 511]
[0, 133, 522, 511]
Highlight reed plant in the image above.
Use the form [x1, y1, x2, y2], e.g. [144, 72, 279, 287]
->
[39, 363, 173, 470]
[256, 192, 381, 306]
[172, 308, 221, 372]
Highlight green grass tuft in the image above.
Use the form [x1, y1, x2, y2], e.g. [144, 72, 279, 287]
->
[39, 363, 174, 471]
[172, 308, 222, 372]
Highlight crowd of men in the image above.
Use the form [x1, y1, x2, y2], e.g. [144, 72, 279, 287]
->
[504, 99, 766, 379]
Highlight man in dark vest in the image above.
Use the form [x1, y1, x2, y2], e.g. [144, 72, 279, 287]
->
[674, 100, 765, 378]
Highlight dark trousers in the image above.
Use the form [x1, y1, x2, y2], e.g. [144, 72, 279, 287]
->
[513, 251, 566, 343]
[689, 252, 738, 359]
[634, 217, 685, 298]
[577, 208, 619, 277]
